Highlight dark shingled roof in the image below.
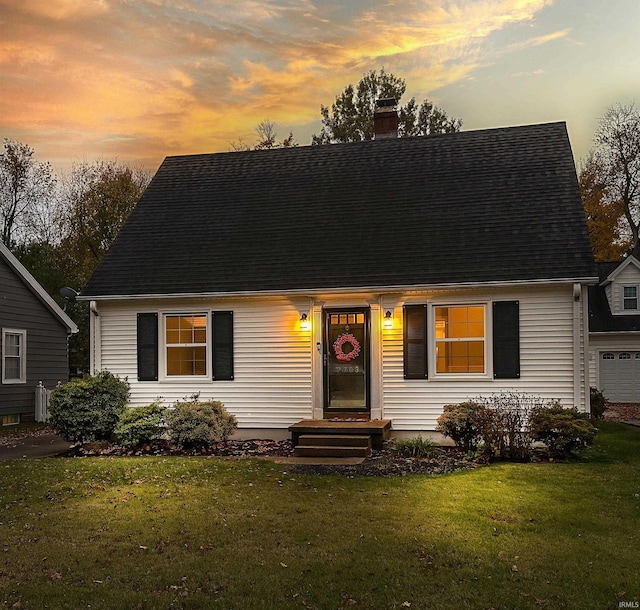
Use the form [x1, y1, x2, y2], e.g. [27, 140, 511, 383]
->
[82, 122, 596, 297]
[589, 261, 640, 333]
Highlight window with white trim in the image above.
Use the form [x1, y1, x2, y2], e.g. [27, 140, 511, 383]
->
[434, 305, 485, 374]
[623, 286, 638, 310]
[164, 314, 207, 376]
[2, 329, 27, 384]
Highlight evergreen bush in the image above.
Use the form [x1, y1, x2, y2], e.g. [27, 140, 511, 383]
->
[589, 387, 607, 419]
[114, 403, 167, 448]
[49, 371, 130, 443]
[166, 396, 237, 449]
[436, 402, 484, 453]
[529, 402, 597, 457]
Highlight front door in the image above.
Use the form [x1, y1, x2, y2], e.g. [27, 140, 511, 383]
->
[323, 308, 370, 416]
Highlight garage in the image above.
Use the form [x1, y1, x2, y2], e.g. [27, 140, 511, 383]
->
[600, 352, 640, 402]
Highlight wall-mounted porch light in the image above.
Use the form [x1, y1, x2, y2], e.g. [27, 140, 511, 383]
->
[383, 310, 393, 329]
[299, 313, 311, 331]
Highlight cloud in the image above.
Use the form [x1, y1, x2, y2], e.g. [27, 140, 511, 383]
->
[0, 0, 564, 170]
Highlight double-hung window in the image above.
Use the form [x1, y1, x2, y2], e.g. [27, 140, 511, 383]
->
[165, 314, 207, 376]
[137, 311, 234, 381]
[2, 329, 26, 384]
[434, 305, 485, 374]
[403, 301, 519, 379]
[623, 286, 638, 310]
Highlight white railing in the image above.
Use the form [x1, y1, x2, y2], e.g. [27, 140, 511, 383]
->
[35, 381, 51, 422]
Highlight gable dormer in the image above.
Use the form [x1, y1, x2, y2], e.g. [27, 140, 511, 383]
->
[600, 256, 640, 315]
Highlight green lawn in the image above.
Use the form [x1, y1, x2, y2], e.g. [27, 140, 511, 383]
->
[1, 422, 639, 609]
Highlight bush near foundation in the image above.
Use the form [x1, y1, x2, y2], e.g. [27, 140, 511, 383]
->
[473, 391, 544, 461]
[114, 403, 167, 448]
[589, 387, 607, 419]
[166, 396, 237, 449]
[529, 402, 597, 457]
[436, 402, 484, 453]
[437, 392, 598, 461]
[49, 371, 130, 443]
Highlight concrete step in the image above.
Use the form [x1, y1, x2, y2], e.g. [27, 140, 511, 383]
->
[297, 434, 372, 448]
[294, 444, 371, 458]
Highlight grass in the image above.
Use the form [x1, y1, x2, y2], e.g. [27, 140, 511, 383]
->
[0, 422, 639, 609]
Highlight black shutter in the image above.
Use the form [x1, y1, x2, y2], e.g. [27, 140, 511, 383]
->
[137, 313, 158, 381]
[493, 301, 520, 379]
[212, 311, 234, 381]
[403, 304, 428, 378]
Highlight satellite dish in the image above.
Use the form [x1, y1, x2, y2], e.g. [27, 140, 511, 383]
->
[59, 286, 78, 303]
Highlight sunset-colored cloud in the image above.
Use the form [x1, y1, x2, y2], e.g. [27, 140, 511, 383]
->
[0, 0, 607, 171]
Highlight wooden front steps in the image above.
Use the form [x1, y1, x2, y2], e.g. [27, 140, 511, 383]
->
[288, 419, 392, 458]
[295, 434, 372, 458]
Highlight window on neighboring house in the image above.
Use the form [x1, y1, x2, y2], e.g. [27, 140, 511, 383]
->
[2, 329, 26, 384]
[165, 314, 207, 376]
[602, 352, 615, 360]
[435, 305, 485, 374]
[619, 352, 631, 360]
[623, 286, 638, 310]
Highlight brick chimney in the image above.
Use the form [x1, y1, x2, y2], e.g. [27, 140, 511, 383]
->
[374, 98, 398, 139]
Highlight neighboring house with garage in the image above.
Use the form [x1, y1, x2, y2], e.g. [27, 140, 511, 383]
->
[589, 256, 640, 402]
[80, 117, 597, 439]
[0, 241, 78, 424]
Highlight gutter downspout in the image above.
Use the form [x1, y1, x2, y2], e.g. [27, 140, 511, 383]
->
[90, 301, 101, 375]
[573, 284, 583, 411]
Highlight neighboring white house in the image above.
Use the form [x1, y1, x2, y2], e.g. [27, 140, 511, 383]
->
[80, 119, 598, 439]
[589, 256, 640, 402]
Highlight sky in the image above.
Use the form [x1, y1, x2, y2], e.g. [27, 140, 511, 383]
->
[1, 0, 639, 174]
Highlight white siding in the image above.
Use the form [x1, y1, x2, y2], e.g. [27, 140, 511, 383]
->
[94, 283, 587, 433]
[612, 264, 640, 313]
[380, 285, 584, 431]
[97, 297, 313, 428]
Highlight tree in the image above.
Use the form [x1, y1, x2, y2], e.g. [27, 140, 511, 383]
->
[58, 160, 151, 285]
[230, 119, 297, 152]
[54, 160, 150, 373]
[579, 153, 631, 261]
[312, 69, 462, 144]
[0, 139, 57, 246]
[591, 103, 640, 258]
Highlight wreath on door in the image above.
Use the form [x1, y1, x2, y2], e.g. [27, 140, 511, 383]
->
[333, 333, 361, 362]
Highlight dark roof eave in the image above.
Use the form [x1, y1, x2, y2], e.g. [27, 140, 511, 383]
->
[79, 276, 600, 301]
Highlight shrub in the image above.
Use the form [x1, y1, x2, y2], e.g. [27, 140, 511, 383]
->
[589, 387, 607, 419]
[436, 402, 484, 453]
[49, 371, 130, 443]
[529, 402, 597, 457]
[473, 391, 543, 461]
[393, 435, 442, 458]
[114, 403, 167, 448]
[166, 396, 237, 449]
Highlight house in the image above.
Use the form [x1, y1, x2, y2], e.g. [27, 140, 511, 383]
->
[0, 241, 78, 425]
[80, 119, 597, 439]
[589, 256, 640, 402]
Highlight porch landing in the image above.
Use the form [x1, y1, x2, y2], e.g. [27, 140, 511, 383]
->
[289, 419, 392, 452]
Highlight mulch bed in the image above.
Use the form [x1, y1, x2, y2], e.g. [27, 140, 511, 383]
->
[57, 438, 479, 477]
[4, 402, 637, 476]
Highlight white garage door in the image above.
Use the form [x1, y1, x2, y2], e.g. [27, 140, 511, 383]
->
[600, 352, 640, 402]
